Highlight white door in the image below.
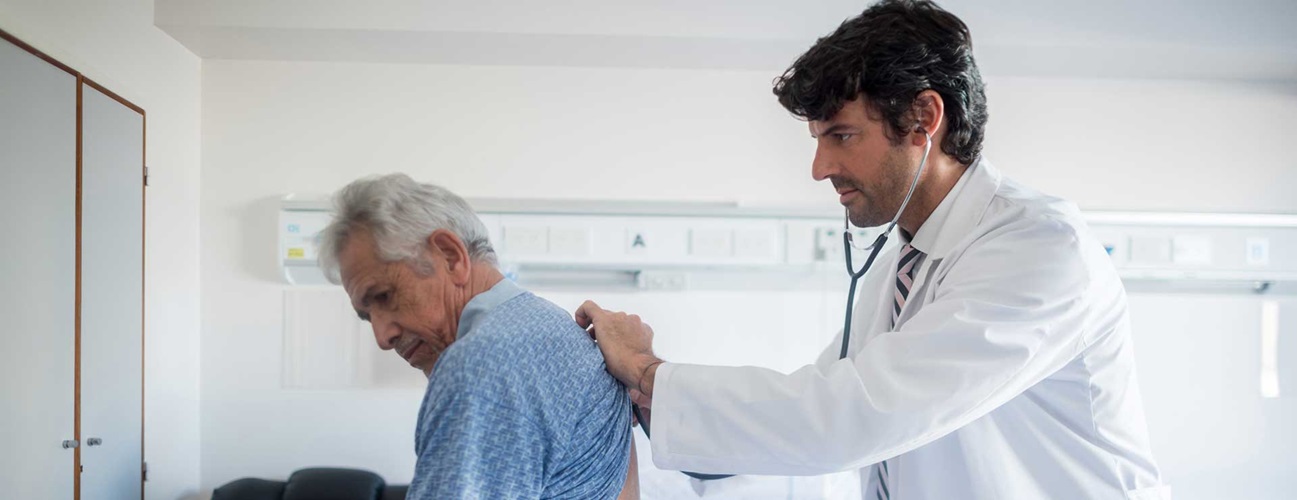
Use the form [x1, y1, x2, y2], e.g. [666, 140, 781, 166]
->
[0, 36, 78, 498]
[80, 83, 145, 500]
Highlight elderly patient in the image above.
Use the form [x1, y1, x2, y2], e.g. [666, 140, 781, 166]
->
[317, 174, 637, 499]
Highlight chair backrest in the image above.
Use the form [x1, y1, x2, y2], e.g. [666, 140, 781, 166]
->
[283, 468, 387, 500]
[383, 485, 409, 500]
[211, 478, 285, 500]
[212, 468, 403, 500]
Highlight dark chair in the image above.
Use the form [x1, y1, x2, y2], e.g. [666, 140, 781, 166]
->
[211, 467, 408, 500]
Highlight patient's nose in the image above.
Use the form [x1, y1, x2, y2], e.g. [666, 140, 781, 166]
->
[371, 311, 399, 350]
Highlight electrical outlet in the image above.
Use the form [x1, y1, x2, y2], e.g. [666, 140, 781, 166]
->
[816, 226, 880, 262]
[814, 226, 843, 262]
[1247, 237, 1271, 266]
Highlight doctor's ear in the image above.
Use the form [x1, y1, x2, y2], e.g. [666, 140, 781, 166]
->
[909, 90, 944, 147]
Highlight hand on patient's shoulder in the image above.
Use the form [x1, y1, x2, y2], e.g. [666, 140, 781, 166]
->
[574, 300, 666, 398]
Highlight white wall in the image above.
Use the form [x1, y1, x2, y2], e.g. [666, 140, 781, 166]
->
[1128, 295, 1297, 498]
[984, 78, 1297, 213]
[0, 1, 203, 499]
[200, 59, 1297, 495]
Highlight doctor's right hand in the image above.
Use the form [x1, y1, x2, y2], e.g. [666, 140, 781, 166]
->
[575, 300, 665, 403]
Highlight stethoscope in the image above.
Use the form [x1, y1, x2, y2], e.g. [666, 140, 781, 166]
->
[839, 130, 930, 359]
[633, 130, 933, 482]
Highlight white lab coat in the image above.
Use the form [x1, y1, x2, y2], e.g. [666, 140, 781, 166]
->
[649, 159, 1171, 499]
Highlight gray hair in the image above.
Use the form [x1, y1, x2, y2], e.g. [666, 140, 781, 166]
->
[317, 174, 497, 284]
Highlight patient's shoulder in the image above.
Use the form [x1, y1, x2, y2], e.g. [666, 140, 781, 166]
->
[431, 293, 608, 401]
[470, 293, 601, 364]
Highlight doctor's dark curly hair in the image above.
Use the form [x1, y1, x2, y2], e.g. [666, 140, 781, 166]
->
[773, 0, 988, 165]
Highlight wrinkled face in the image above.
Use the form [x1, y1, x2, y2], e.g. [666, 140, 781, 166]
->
[339, 229, 457, 377]
[809, 97, 918, 228]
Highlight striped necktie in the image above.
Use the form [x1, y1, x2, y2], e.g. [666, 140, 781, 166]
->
[893, 243, 923, 326]
[875, 243, 923, 500]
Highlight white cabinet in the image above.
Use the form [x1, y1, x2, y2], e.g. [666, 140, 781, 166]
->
[1, 31, 146, 499]
[0, 30, 79, 500]
[80, 83, 145, 500]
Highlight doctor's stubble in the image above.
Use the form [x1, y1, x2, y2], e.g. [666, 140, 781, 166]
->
[836, 142, 919, 229]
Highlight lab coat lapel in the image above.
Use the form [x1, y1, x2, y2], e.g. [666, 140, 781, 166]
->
[924, 159, 1002, 260]
[898, 159, 1002, 325]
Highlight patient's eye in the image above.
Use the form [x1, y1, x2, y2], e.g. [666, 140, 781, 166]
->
[374, 291, 391, 304]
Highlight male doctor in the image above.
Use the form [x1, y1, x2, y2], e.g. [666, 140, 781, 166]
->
[575, 1, 1170, 499]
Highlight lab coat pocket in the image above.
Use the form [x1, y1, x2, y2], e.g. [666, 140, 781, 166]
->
[1125, 485, 1172, 500]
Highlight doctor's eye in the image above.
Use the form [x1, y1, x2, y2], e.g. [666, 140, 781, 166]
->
[835, 133, 854, 143]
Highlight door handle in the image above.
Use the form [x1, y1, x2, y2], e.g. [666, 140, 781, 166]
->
[62, 440, 79, 449]
[86, 437, 103, 447]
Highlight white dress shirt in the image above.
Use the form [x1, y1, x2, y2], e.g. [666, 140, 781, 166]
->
[649, 159, 1171, 500]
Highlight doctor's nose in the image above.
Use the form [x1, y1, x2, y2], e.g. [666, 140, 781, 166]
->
[811, 144, 834, 182]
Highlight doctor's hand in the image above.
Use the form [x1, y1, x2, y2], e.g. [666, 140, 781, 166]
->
[627, 393, 648, 427]
[575, 300, 665, 401]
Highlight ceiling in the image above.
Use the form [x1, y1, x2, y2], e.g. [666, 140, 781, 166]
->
[156, 0, 1297, 81]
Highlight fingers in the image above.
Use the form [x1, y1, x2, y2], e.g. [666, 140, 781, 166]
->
[630, 387, 653, 409]
[574, 300, 604, 329]
[629, 389, 652, 429]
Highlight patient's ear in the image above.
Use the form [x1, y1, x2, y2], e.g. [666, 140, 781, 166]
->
[427, 229, 472, 286]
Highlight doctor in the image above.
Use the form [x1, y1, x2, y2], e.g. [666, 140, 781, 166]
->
[575, 1, 1170, 499]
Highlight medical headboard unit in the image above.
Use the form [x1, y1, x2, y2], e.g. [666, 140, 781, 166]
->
[279, 197, 879, 286]
[1087, 212, 1297, 293]
[279, 197, 1297, 293]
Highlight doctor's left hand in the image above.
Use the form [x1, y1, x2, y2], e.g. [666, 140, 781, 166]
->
[575, 300, 665, 404]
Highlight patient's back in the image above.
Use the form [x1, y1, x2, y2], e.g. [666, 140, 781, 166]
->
[409, 286, 632, 499]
